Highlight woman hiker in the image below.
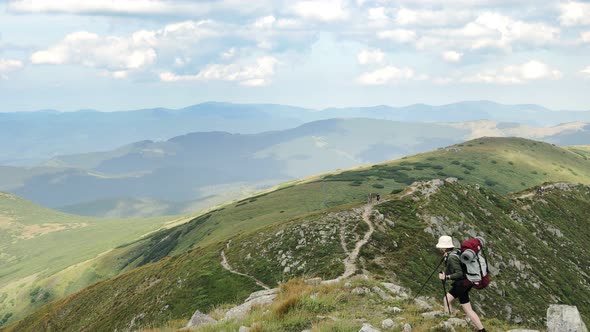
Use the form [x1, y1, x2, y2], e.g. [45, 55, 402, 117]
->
[436, 235, 487, 332]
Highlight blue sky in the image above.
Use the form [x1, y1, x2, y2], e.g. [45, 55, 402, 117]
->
[1, 0, 589, 111]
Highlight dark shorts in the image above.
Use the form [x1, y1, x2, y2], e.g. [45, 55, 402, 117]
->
[449, 280, 473, 304]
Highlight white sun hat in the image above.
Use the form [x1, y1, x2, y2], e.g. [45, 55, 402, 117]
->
[436, 235, 454, 249]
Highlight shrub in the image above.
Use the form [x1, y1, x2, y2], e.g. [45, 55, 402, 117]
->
[391, 188, 403, 194]
[372, 184, 385, 189]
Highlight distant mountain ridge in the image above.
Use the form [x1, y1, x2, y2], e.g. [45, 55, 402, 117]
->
[2, 100, 590, 165]
[4, 118, 590, 217]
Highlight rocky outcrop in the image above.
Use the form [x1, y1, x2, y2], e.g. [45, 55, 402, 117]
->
[223, 288, 278, 321]
[547, 305, 588, 332]
[184, 310, 216, 329]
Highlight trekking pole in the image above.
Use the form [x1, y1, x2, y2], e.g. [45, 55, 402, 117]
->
[442, 279, 451, 315]
[412, 256, 446, 301]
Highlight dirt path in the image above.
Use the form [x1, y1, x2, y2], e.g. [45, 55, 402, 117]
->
[221, 247, 270, 290]
[221, 202, 377, 287]
[324, 203, 375, 283]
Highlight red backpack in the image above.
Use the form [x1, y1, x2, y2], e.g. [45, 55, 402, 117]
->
[459, 237, 490, 289]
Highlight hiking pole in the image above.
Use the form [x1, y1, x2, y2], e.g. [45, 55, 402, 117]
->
[442, 279, 451, 315]
[412, 256, 446, 301]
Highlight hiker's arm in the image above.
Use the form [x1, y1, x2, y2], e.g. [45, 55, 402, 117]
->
[447, 257, 464, 280]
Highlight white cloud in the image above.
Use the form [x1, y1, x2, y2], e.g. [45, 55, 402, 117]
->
[221, 48, 237, 60]
[377, 29, 416, 43]
[559, 2, 590, 26]
[416, 12, 559, 52]
[582, 66, 590, 77]
[7, 0, 210, 16]
[30, 31, 157, 71]
[0, 59, 24, 78]
[254, 15, 276, 29]
[394, 8, 472, 27]
[357, 65, 415, 85]
[291, 0, 349, 22]
[368, 7, 387, 21]
[581, 31, 590, 43]
[442, 50, 463, 62]
[357, 49, 385, 65]
[160, 56, 279, 86]
[30, 20, 217, 76]
[466, 60, 562, 84]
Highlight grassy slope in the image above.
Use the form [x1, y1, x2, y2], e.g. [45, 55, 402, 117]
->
[362, 181, 590, 327]
[8, 180, 590, 331]
[5, 137, 590, 330]
[0, 193, 176, 325]
[188, 277, 519, 332]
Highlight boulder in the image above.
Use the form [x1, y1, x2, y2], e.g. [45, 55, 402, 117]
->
[380, 283, 409, 298]
[372, 286, 394, 301]
[413, 298, 433, 311]
[547, 305, 588, 332]
[239, 327, 251, 332]
[224, 289, 278, 321]
[381, 318, 396, 329]
[403, 323, 412, 332]
[385, 306, 403, 314]
[421, 311, 444, 319]
[185, 310, 216, 329]
[359, 323, 381, 332]
[446, 318, 468, 327]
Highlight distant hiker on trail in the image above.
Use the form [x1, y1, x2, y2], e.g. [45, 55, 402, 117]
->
[436, 235, 487, 332]
[376, 194, 380, 202]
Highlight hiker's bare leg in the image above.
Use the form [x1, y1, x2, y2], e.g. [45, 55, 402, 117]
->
[461, 302, 484, 329]
[443, 293, 455, 315]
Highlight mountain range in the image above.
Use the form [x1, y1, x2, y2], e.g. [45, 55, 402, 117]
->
[3, 117, 590, 217]
[3, 101, 590, 166]
[1, 137, 589, 331]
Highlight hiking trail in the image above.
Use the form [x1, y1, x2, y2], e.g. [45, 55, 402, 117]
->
[221, 244, 271, 290]
[221, 202, 378, 287]
[324, 202, 375, 283]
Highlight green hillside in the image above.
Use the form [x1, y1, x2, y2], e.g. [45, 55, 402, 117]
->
[6, 179, 590, 331]
[0, 194, 177, 325]
[3, 137, 590, 331]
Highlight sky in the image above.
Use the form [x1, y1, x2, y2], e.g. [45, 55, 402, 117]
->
[0, 0, 589, 112]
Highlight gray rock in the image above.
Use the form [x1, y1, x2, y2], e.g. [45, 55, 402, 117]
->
[239, 326, 251, 332]
[421, 311, 444, 319]
[547, 305, 588, 332]
[413, 298, 433, 311]
[385, 306, 403, 314]
[381, 318, 396, 329]
[372, 286, 394, 301]
[359, 323, 381, 332]
[224, 289, 278, 321]
[380, 283, 409, 298]
[403, 323, 412, 332]
[186, 310, 216, 328]
[352, 287, 371, 295]
[439, 321, 456, 332]
[446, 318, 468, 327]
